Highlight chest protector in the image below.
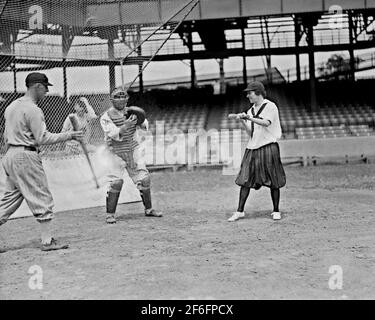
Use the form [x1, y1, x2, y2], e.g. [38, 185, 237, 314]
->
[106, 109, 138, 154]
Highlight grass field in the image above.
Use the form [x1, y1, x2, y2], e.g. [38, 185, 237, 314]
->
[1, 163, 374, 299]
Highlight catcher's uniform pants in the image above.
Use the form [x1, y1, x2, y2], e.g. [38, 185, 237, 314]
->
[0, 147, 54, 225]
[107, 146, 150, 191]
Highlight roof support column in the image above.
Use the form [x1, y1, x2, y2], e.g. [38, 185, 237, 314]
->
[241, 27, 247, 86]
[137, 25, 144, 93]
[302, 14, 320, 112]
[108, 39, 116, 93]
[63, 60, 67, 99]
[187, 31, 196, 89]
[12, 62, 16, 93]
[306, 24, 318, 112]
[294, 16, 303, 82]
[348, 11, 356, 81]
[219, 58, 225, 94]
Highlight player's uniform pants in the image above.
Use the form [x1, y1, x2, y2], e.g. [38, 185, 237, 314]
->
[0, 147, 54, 225]
[107, 146, 150, 191]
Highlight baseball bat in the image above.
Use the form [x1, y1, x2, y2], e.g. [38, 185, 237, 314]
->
[69, 114, 100, 189]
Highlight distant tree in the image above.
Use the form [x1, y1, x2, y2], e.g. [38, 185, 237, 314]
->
[317, 53, 368, 80]
[318, 54, 350, 78]
[326, 54, 349, 72]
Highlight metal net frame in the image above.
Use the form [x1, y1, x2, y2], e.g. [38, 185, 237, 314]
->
[0, 0, 199, 157]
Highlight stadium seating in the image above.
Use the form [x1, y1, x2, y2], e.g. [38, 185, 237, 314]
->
[146, 104, 208, 133]
[295, 124, 374, 139]
[129, 87, 211, 134]
[348, 124, 375, 137]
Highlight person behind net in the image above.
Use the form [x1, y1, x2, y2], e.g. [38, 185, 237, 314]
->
[0, 72, 83, 251]
[100, 87, 163, 224]
[61, 97, 97, 154]
[228, 81, 286, 222]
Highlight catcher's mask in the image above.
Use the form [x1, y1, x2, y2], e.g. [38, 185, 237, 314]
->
[110, 88, 129, 101]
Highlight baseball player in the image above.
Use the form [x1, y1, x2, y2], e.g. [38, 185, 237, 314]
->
[100, 87, 162, 224]
[228, 81, 286, 222]
[0, 72, 83, 251]
[61, 96, 97, 153]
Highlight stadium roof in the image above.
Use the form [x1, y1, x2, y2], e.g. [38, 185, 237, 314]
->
[2, 0, 374, 28]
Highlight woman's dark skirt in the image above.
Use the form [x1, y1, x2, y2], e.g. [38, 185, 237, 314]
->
[235, 142, 286, 190]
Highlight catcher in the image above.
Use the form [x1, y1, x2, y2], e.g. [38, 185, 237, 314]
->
[100, 87, 163, 224]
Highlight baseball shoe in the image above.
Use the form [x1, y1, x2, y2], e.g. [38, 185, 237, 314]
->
[145, 208, 163, 217]
[228, 211, 245, 222]
[106, 214, 116, 224]
[41, 238, 69, 252]
[271, 212, 281, 220]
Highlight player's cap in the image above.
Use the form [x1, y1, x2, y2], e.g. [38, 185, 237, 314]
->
[25, 72, 53, 87]
[243, 81, 265, 92]
[110, 87, 129, 100]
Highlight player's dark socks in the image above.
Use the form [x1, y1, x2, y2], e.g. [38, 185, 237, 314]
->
[237, 186, 250, 212]
[106, 191, 121, 214]
[140, 189, 152, 210]
[271, 188, 280, 212]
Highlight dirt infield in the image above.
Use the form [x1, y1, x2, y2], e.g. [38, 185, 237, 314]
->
[1, 163, 374, 300]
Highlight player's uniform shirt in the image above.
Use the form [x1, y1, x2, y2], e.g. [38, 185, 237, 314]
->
[242, 98, 282, 150]
[4, 96, 72, 148]
[100, 107, 148, 155]
[0, 95, 73, 223]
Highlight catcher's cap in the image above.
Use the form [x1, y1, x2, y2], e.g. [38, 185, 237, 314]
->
[110, 87, 129, 100]
[26, 72, 53, 87]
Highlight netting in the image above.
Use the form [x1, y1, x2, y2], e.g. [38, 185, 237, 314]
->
[0, 0, 199, 156]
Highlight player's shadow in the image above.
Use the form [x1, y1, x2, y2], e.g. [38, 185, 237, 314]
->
[0, 234, 97, 253]
[0, 239, 41, 253]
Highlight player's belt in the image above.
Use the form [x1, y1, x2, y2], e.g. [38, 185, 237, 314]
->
[7, 144, 39, 152]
